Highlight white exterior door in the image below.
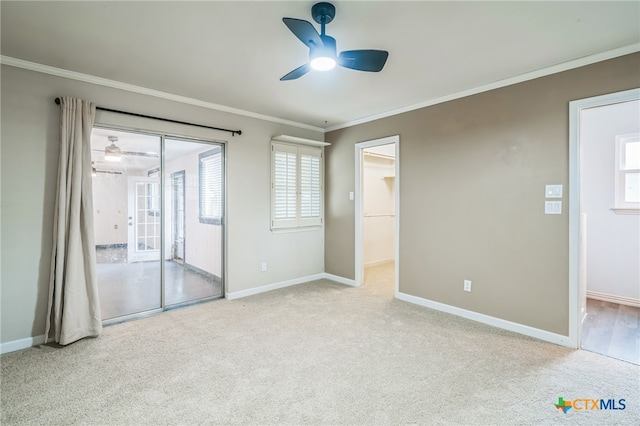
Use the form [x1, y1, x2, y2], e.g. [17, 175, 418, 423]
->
[128, 177, 161, 263]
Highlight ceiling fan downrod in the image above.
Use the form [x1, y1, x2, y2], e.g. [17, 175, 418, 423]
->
[312, 2, 335, 37]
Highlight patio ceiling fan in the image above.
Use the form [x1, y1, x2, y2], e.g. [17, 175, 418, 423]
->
[92, 136, 158, 162]
[280, 2, 389, 80]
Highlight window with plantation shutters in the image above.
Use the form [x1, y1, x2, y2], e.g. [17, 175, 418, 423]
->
[199, 147, 222, 224]
[271, 142, 323, 229]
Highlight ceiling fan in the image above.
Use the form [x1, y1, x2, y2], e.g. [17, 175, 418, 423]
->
[93, 136, 158, 162]
[91, 161, 122, 176]
[280, 2, 389, 81]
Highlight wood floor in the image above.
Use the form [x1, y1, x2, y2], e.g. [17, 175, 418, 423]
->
[581, 298, 640, 365]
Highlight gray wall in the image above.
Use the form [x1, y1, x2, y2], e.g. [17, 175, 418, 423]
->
[0, 65, 324, 344]
[325, 53, 640, 336]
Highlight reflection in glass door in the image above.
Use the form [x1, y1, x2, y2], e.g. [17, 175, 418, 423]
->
[91, 128, 224, 322]
[164, 138, 224, 306]
[91, 129, 162, 320]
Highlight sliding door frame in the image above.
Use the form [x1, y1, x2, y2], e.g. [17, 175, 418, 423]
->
[94, 124, 226, 325]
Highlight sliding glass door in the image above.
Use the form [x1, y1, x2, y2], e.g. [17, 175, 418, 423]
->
[91, 129, 162, 319]
[164, 137, 224, 306]
[91, 128, 224, 322]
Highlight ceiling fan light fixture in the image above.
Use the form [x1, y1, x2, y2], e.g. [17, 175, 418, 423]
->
[310, 56, 336, 71]
[104, 147, 122, 162]
[309, 34, 337, 71]
[280, 3, 388, 80]
[105, 136, 122, 162]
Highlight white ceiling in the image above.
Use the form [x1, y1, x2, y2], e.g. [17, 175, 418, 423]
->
[2, 1, 639, 130]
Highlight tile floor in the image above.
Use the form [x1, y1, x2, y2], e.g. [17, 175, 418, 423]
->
[96, 248, 222, 320]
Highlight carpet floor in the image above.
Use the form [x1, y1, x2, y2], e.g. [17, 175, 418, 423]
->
[1, 274, 638, 425]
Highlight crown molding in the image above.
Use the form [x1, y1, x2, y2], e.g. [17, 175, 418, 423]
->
[3, 42, 639, 135]
[325, 43, 640, 132]
[0, 55, 325, 133]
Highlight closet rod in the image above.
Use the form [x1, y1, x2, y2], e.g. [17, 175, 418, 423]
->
[54, 98, 242, 136]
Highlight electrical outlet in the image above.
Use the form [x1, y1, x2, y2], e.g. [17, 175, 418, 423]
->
[261, 262, 267, 272]
[464, 280, 472, 292]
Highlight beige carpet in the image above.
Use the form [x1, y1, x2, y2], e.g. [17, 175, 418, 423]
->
[1, 267, 638, 425]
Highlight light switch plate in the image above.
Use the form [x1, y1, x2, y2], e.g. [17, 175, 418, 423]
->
[349, 191, 354, 201]
[545, 201, 562, 214]
[545, 184, 563, 198]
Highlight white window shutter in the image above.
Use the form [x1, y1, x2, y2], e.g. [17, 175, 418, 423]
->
[271, 143, 323, 229]
[298, 147, 322, 227]
[272, 143, 299, 228]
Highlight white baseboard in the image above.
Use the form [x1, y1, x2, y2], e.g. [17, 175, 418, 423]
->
[587, 291, 640, 308]
[1, 334, 47, 355]
[3, 273, 349, 354]
[322, 273, 358, 287]
[226, 272, 360, 300]
[225, 273, 326, 300]
[396, 292, 574, 348]
[364, 259, 394, 268]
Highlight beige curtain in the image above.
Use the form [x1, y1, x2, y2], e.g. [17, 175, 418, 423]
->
[45, 97, 102, 345]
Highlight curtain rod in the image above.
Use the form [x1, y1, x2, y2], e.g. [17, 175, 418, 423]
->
[54, 98, 242, 136]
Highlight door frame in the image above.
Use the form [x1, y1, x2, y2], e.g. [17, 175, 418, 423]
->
[171, 170, 186, 264]
[354, 135, 400, 296]
[568, 87, 640, 348]
[94, 124, 227, 325]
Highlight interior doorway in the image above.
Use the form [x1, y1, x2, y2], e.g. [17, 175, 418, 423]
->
[569, 89, 640, 364]
[355, 136, 399, 297]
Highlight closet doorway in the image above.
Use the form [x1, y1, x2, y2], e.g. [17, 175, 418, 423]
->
[355, 136, 399, 297]
[91, 128, 225, 323]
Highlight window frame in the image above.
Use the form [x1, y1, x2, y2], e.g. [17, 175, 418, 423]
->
[271, 141, 324, 230]
[199, 146, 223, 225]
[614, 133, 640, 213]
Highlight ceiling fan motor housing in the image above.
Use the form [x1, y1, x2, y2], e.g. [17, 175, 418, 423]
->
[312, 2, 335, 25]
[310, 35, 337, 61]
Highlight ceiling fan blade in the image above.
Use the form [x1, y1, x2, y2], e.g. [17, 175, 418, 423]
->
[338, 50, 389, 72]
[120, 151, 159, 158]
[96, 170, 123, 175]
[280, 64, 311, 81]
[283, 18, 323, 49]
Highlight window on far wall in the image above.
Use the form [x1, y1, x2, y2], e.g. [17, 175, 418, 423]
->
[199, 147, 223, 224]
[146, 168, 160, 216]
[271, 142, 323, 229]
[615, 133, 640, 212]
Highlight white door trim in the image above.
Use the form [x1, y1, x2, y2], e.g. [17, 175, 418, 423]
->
[354, 135, 400, 296]
[568, 88, 640, 348]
